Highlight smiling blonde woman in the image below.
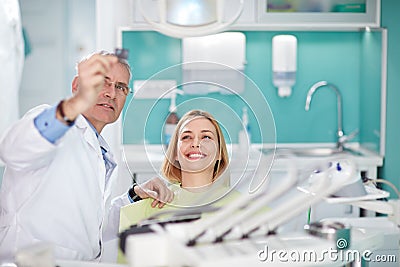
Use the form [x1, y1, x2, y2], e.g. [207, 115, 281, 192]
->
[162, 109, 229, 188]
[118, 110, 240, 262]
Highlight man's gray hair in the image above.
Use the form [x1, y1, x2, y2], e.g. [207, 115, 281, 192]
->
[76, 50, 132, 82]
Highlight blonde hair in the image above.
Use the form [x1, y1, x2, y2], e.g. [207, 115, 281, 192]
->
[161, 110, 229, 184]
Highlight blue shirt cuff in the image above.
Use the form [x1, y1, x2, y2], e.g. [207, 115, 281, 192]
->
[34, 105, 72, 144]
[128, 192, 135, 203]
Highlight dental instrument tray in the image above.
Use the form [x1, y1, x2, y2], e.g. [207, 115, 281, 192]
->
[325, 184, 390, 204]
[119, 213, 201, 254]
[119, 206, 220, 253]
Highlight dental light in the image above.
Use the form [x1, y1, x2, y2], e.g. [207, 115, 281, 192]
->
[137, 0, 244, 38]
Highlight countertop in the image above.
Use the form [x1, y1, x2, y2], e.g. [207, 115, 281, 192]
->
[56, 261, 127, 267]
[122, 143, 383, 174]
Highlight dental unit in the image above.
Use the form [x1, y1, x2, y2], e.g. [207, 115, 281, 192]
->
[119, 158, 398, 267]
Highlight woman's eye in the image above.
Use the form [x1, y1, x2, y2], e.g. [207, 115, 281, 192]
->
[202, 135, 212, 140]
[181, 135, 191, 140]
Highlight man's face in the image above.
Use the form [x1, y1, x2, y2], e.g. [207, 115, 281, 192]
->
[81, 63, 130, 132]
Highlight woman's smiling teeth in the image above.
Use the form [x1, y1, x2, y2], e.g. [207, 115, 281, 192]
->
[187, 152, 206, 159]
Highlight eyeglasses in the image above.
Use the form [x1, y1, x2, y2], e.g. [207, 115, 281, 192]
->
[104, 77, 132, 96]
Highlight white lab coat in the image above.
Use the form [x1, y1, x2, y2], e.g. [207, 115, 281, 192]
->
[0, 0, 24, 137]
[0, 105, 131, 261]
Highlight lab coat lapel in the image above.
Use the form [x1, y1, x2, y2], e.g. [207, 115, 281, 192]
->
[75, 116, 106, 194]
[75, 116, 103, 159]
[97, 134, 117, 187]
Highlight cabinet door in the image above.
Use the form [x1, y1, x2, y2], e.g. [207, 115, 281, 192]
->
[257, 0, 380, 29]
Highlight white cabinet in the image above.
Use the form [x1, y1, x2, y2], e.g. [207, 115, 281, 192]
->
[127, 0, 380, 31]
[247, 0, 381, 30]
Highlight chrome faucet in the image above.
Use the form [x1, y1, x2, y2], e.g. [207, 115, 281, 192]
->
[305, 81, 348, 151]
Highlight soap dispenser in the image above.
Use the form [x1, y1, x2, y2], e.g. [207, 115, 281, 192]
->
[164, 89, 183, 147]
[272, 35, 297, 97]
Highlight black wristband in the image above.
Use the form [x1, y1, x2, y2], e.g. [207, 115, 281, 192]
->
[57, 100, 75, 126]
[128, 183, 142, 202]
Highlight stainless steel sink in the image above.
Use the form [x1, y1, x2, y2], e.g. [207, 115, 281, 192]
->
[260, 147, 364, 157]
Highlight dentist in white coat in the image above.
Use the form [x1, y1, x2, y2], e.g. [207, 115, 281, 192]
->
[0, 51, 174, 261]
[0, 0, 24, 137]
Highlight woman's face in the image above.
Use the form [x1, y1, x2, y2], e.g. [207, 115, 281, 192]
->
[176, 117, 220, 175]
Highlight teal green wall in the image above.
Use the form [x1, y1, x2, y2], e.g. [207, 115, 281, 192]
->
[380, 0, 400, 197]
[359, 30, 382, 153]
[122, 30, 382, 151]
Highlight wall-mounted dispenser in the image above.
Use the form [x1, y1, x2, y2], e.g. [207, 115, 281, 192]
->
[272, 35, 297, 97]
[182, 32, 246, 95]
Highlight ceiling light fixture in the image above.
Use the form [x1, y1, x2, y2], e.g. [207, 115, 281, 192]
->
[138, 0, 244, 38]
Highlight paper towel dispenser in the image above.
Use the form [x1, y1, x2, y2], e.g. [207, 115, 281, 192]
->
[182, 32, 246, 95]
